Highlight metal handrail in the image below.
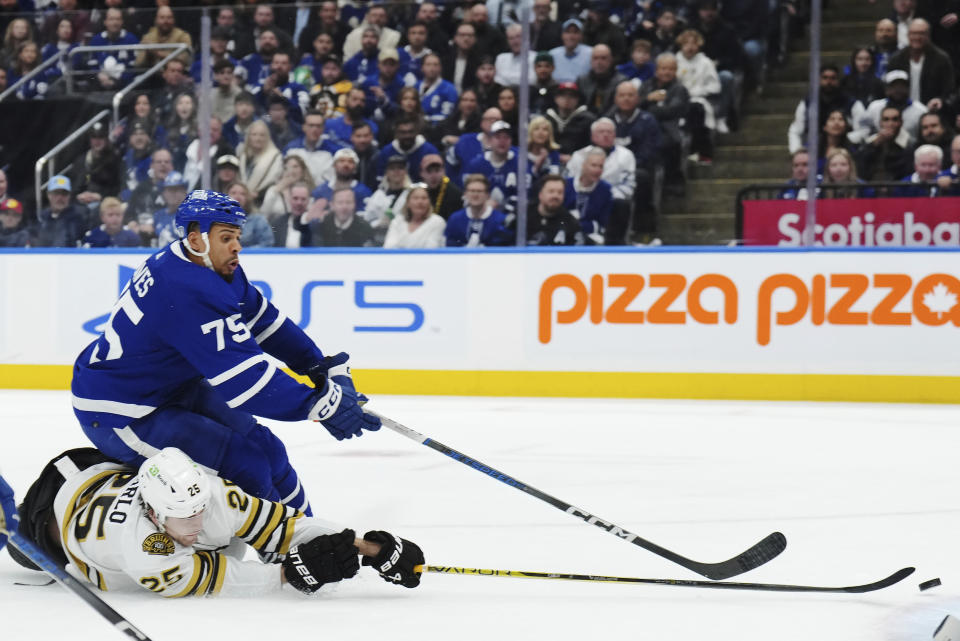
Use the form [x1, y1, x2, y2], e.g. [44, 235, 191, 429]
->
[0, 43, 188, 103]
[34, 109, 109, 213]
[110, 43, 189, 128]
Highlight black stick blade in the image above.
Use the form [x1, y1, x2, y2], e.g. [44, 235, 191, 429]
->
[693, 531, 788, 580]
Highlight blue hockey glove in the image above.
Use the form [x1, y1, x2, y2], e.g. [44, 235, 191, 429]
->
[307, 353, 381, 440]
[0, 474, 19, 551]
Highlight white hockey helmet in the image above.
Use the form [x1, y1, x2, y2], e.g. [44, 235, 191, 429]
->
[138, 448, 212, 524]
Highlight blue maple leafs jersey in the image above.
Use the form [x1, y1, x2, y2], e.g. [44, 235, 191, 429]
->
[71, 241, 326, 430]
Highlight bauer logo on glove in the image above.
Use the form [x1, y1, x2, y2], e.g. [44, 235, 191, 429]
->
[361, 530, 424, 588]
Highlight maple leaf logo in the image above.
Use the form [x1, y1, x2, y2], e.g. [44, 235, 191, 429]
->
[922, 282, 959, 319]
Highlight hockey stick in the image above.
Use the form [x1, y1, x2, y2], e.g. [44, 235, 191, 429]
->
[1, 527, 153, 640]
[369, 410, 786, 580]
[415, 564, 916, 594]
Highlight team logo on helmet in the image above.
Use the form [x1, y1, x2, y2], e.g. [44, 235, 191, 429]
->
[142, 533, 176, 556]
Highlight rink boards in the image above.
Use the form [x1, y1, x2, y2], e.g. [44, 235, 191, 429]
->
[1, 247, 959, 402]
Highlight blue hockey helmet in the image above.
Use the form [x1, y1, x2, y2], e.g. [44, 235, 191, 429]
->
[174, 189, 247, 238]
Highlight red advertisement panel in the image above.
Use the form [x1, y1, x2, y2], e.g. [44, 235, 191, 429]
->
[741, 198, 960, 246]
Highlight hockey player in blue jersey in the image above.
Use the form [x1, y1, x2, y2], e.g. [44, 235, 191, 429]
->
[70, 190, 381, 516]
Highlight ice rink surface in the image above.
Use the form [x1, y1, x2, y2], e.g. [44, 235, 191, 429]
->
[1, 391, 959, 641]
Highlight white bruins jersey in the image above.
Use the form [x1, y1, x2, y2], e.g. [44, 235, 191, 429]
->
[53, 463, 341, 597]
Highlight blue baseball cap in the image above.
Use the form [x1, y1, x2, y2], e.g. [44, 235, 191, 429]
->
[48, 175, 71, 192]
[162, 171, 188, 188]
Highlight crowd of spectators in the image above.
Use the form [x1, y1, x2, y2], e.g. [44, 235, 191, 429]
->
[2, 0, 788, 247]
[783, 0, 960, 199]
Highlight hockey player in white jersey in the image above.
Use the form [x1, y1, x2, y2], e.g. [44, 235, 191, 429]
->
[71, 189, 382, 518]
[9, 447, 424, 597]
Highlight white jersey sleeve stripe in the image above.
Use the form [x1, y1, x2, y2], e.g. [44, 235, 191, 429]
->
[254, 313, 286, 344]
[280, 478, 302, 504]
[225, 362, 277, 408]
[247, 296, 269, 330]
[113, 426, 162, 458]
[207, 354, 268, 386]
[71, 395, 157, 418]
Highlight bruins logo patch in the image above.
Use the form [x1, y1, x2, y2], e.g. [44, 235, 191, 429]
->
[142, 533, 175, 556]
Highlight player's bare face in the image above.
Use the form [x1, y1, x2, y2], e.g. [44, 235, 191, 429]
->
[203, 223, 242, 281]
[164, 513, 204, 547]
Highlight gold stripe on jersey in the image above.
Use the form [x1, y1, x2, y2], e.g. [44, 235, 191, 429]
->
[166, 555, 204, 598]
[250, 503, 285, 550]
[206, 553, 227, 596]
[60, 470, 122, 589]
[277, 512, 303, 555]
[235, 496, 264, 540]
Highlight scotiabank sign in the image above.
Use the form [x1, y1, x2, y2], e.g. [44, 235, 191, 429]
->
[742, 198, 960, 246]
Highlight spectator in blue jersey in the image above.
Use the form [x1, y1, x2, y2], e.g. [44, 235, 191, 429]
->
[326, 87, 379, 147]
[0, 197, 29, 247]
[310, 148, 373, 219]
[869, 19, 898, 80]
[445, 105, 500, 185]
[82, 197, 140, 248]
[284, 108, 341, 185]
[257, 51, 310, 126]
[239, 28, 280, 91]
[564, 147, 614, 245]
[343, 24, 382, 87]
[32, 175, 87, 248]
[606, 81, 662, 239]
[527, 116, 563, 180]
[223, 91, 258, 149]
[419, 53, 458, 128]
[364, 48, 408, 124]
[778, 149, 819, 200]
[894, 144, 947, 196]
[527, 174, 584, 245]
[40, 18, 78, 77]
[86, 7, 138, 90]
[7, 41, 55, 100]
[550, 19, 593, 84]
[617, 39, 655, 83]
[151, 171, 189, 247]
[401, 21, 431, 85]
[445, 173, 514, 247]
[565, 118, 636, 244]
[309, 186, 376, 247]
[227, 181, 275, 248]
[121, 120, 155, 194]
[298, 30, 336, 86]
[190, 26, 237, 84]
[70, 189, 381, 518]
[376, 113, 440, 183]
[463, 120, 533, 216]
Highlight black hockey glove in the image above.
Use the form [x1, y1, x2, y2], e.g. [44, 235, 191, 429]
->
[361, 530, 424, 588]
[282, 528, 360, 594]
